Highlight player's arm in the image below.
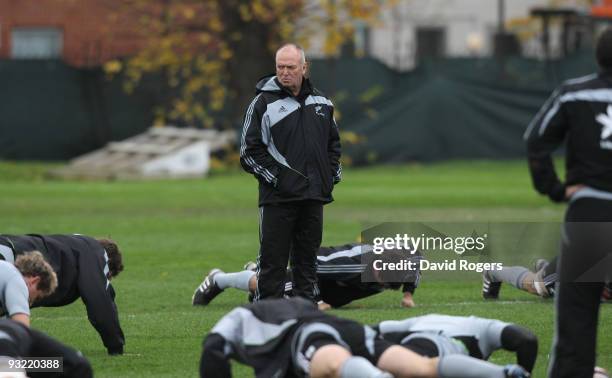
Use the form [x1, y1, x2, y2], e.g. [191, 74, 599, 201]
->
[401, 258, 420, 294]
[328, 108, 342, 185]
[6, 276, 31, 327]
[524, 87, 569, 202]
[9, 313, 29, 327]
[200, 333, 232, 378]
[500, 325, 538, 372]
[77, 253, 125, 355]
[239, 96, 281, 187]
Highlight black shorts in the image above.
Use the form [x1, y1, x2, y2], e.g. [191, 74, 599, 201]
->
[291, 318, 393, 377]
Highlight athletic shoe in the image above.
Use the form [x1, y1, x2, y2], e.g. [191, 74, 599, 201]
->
[534, 258, 549, 272]
[482, 271, 501, 299]
[192, 269, 224, 306]
[503, 364, 530, 378]
[243, 261, 257, 272]
[533, 269, 555, 298]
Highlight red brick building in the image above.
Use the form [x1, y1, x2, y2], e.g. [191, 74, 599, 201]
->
[0, 0, 153, 67]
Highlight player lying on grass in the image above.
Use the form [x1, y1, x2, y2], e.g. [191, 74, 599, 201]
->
[0, 234, 125, 355]
[0, 253, 57, 327]
[200, 297, 530, 378]
[0, 319, 92, 378]
[482, 257, 612, 301]
[193, 243, 421, 310]
[374, 314, 538, 373]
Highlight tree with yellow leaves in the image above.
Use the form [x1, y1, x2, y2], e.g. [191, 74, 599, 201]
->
[104, 0, 395, 128]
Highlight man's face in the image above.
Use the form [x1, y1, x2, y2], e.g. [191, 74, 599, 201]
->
[275, 47, 306, 94]
[23, 275, 42, 304]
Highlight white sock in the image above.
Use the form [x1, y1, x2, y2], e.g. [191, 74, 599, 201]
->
[438, 355, 506, 378]
[339, 356, 392, 378]
[214, 271, 255, 291]
[489, 266, 530, 289]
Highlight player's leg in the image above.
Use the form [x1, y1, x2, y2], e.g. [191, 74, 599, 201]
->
[534, 256, 558, 297]
[400, 333, 466, 358]
[549, 261, 605, 376]
[290, 201, 323, 302]
[193, 268, 258, 305]
[256, 203, 297, 300]
[549, 281, 603, 377]
[483, 266, 533, 299]
[214, 270, 256, 292]
[376, 345, 438, 377]
[245, 266, 291, 303]
[309, 344, 352, 377]
[376, 333, 531, 378]
[378, 346, 528, 378]
[499, 325, 538, 372]
[549, 199, 612, 378]
[436, 354, 530, 378]
[310, 344, 392, 378]
[295, 331, 391, 378]
[516, 256, 558, 298]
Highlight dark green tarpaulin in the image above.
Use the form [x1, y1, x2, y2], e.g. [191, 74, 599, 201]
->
[308, 53, 597, 164]
[0, 60, 157, 160]
[0, 52, 598, 161]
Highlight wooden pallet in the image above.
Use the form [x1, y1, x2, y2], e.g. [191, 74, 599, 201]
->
[49, 127, 236, 180]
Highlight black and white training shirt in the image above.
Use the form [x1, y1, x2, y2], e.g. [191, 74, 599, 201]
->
[525, 70, 612, 202]
[0, 234, 124, 355]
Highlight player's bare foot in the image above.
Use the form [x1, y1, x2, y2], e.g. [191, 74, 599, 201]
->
[318, 301, 332, 311]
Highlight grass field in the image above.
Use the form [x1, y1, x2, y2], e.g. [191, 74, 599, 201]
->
[0, 160, 609, 377]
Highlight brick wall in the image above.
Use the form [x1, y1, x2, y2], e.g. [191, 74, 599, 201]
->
[0, 0, 148, 67]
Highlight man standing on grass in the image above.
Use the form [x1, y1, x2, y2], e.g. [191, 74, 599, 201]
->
[239, 43, 342, 303]
[524, 28, 612, 378]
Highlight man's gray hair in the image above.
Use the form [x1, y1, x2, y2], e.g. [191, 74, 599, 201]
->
[276, 43, 306, 64]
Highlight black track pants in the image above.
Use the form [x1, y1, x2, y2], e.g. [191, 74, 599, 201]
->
[549, 198, 612, 378]
[255, 200, 323, 302]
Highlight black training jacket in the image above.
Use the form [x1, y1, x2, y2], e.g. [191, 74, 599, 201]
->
[200, 297, 369, 378]
[524, 70, 612, 202]
[240, 75, 342, 206]
[0, 234, 125, 354]
[316, 243, 420, 293]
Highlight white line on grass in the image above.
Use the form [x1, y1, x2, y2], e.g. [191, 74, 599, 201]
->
[428, 300, 539, 306]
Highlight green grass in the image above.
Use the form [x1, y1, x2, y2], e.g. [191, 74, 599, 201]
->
[0, 160, 609, 377]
